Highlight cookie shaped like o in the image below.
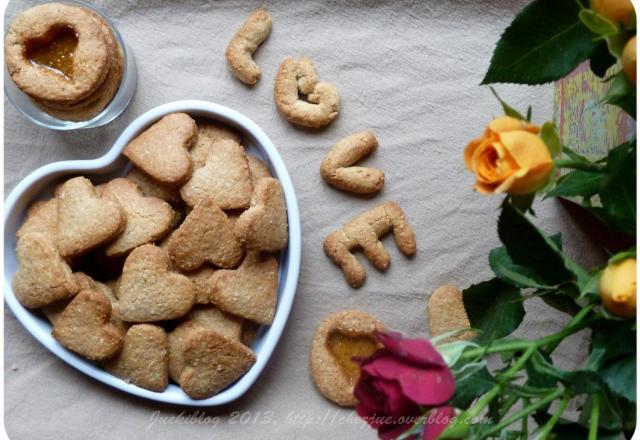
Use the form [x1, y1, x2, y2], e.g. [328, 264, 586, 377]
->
[5, 3, 110, 104]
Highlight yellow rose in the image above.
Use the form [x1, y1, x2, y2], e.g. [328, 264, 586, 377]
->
[600, 257, 637, 318]
[592, 0, 635, 26]
[464, 116, 553, 195]
[622, 36, 636, 86]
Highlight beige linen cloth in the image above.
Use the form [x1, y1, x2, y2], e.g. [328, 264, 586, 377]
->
[4, 1, 607, 438]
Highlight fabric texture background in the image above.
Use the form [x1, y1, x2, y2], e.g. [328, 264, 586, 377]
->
[4, 1, 606, 438]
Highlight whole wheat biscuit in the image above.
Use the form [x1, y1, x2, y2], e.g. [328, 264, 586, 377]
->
[241, 321, 261, 347]
[51, 288, 124, 361]
[180, 138, 253, 209]
[186, 266, 216, 304]
[72, 272, 127, 333]
[123, 113, 197, 186]
[310, 310, 384, 407]
[235, 178, 288, 252]
[225, 8, 272, 85]
[185, 306, 243, 341]
[247, 155, 271, 187]
[191, 119, 243, 169]
[56, 176, 126, 257]
[101, 178, 174, 257]
[167, 197, 243, 271]
[41, 299, 71, 327]
[210, 252, 278, 325]
[117, 244, 195, 322]
[324, 201, 416, 288]
[168, 322, 256, 399]
[12, 232, 78, 308]
[126, 168, 182, 204]
[428, 285, 473, 342]
[103, 324, 169, 392]
[16, 198, 59, 240]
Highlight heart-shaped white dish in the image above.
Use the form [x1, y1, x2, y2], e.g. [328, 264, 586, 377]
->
[3, 100, 301, 406]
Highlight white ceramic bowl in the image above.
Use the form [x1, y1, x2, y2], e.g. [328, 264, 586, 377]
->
[3, 100, 301, 406]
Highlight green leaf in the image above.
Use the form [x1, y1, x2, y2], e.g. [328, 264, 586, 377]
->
[463, 279, 525, 342]
[601, 355, 636, 403]
[600, 141, 636, 235]
[590, 40, 618, 78]
[489, 86, 526, 120]
[579, 9, 620, 36]
[489, 246, 555, 289]
[533, 412, 622, 440]
[482, 0, 599, 85]
[545, 170, 605, 198]
[449, 365, 495, 408]
[540, 122, 562, 158]
[604, 72, 637, 118]
[509, 193, 536, 213]
[608, 248, 636, 264]
[527, 351, 604, 394]
[539, 291, 581, 315]
[588, 320, 636, 370]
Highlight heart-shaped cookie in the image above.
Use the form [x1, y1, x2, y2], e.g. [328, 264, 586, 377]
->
[51, 289, 124, 361]
[101, 178, 175, 257]
[186, 305, 243, 341]
[126, 168, 181, 204]
[117, 244, 195, 322]
[235, 177, 288, 252]
[190, 119, 243, 169]
[210, 252, 278, 325]
[168, 197, 243, 271]
[103, 324, 169, 392]
[16, 198, 59, 240]
[247, 155, 271, 187]
[56, 176, 126, 258]
[12, 232, 78, 309]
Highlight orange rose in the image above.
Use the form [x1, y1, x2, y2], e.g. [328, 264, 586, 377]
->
[622, 36, 636, 85]
[464, 116, 553, 195]
[592, 0, 635, 26]
[600, 257, 636, 318]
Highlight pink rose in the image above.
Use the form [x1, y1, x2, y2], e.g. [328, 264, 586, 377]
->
[354, 331, 456, 440]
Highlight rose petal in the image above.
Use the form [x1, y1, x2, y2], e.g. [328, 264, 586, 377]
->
[423, 407, 456, 440]
[371, 378, 420, 418]
[378, 421, 419, 440]
[354, 375, 386, 418]
[374, 331, 446, 368]
[398, 366, 455, 406]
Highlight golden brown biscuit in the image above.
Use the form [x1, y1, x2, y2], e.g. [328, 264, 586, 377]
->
[235, 178, 288, 252]
[210, 252, 278, 325]
[72, 272, 127, 333]
[126, 168, 181, 204]
[185, 306, 243, 341]
[123, 113, 197, 186]
[320, 131, 385, 194]
[225, 8, 272, 86]
[12, 232, 78, 308]
[101, 178, 174, 257]
[190, 119, 243, 169]
[168, 197, 243, 271]
[41, 298, 71, 327]
[103, 324, 169, 392]
[427, 285, 473, 342]
[51, 289, 124, 361]
[247, 155, 271, 187]
[16, 198, 59, 240]
[117, 244, 195, 322]
[241, 320, 261, 347]
[324, 201, 416, 288]
[56, 176, 126, 258]
[185, 266, 216, 304]
[180, 138, 253, 209]
[310, 310, 384, 407]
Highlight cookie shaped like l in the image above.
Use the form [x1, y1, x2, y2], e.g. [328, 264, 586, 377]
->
[167, 197, 243, 271]
[117, 244, 195, 322]
[235, 178, 288, 252]
[102, 178, 175, 257]
[180, 138, 253, 209]
[210, 252, 278, 325]
[56, 176, 126, 257]
[123, 113, 197, 185]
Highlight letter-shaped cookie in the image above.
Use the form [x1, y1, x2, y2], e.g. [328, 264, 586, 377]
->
[235, 178, 288, 252]
[179, 138, 253, 209]
[117, 244, 195, 322]
[123, 113, 197, 185]
[56, 176, 126, 257]
[168, 197, 243, 271]
[210, 252, 278, 325]
[103, 324, 169, 392]
[225, 8, 272, 86]
[12, 233, 78, 308]
[274, 57, 340, 128]
[51, 289, 124, 361]
[101, 178, 175, 257]
[323, 201, 416, 288]
[320, 131, 385, 194]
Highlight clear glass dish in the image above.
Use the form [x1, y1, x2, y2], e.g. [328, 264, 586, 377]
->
[4, 0, 137, 130]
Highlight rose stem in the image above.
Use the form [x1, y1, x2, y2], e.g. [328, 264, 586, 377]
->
[588, 394, 601, 440]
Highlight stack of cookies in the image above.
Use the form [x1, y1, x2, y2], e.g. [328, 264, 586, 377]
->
[11, 112, 289, 399]
[4, 2, 124, 122]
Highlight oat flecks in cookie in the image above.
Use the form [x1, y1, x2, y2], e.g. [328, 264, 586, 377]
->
[190, 119, 243, 169]
[101, 178, 175, 257]
[210, 252, 278, 325]
[126, 168, 181, 204]
[180, 138, 253, 209]
[427, 285, 474, 342]
[103, 324, 169, 392]
[235, 177, 288, 252]
[247, 155, 271, 187]
[310, 310, 384, 407]
[123, 113, 197, 186]
[117, 244, 195, 322]
[185, 305, 243, 342]
[56, 176, 126, 258]
[168, 197, 243, 271]
[51, 289, 124, 361]
[12, 232, 78, 308]
[168, 322, 256, 399]
[16, 198, 59, 240]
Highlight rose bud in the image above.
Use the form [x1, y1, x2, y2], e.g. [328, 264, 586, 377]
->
[622, 36, 636, 86]
[592, 0, 635, 27]
[600, 257, 637, 318]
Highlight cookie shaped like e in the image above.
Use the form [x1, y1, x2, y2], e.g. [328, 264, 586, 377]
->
[225, 8, 272, 86]
[101, 178, 175, 257]
[310, 310, 385, 407]
[117, 244, 195, 322]
[168, 197, 243, 271]
[209, 252, 278, 325]
[323, 201, 416, 288]
[123, 113, 197, 185]
[320, 131, 385, 194]
[235, 178, 288, 252]
[56, 176, 126, 257]
[274, 57, 340, 128]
